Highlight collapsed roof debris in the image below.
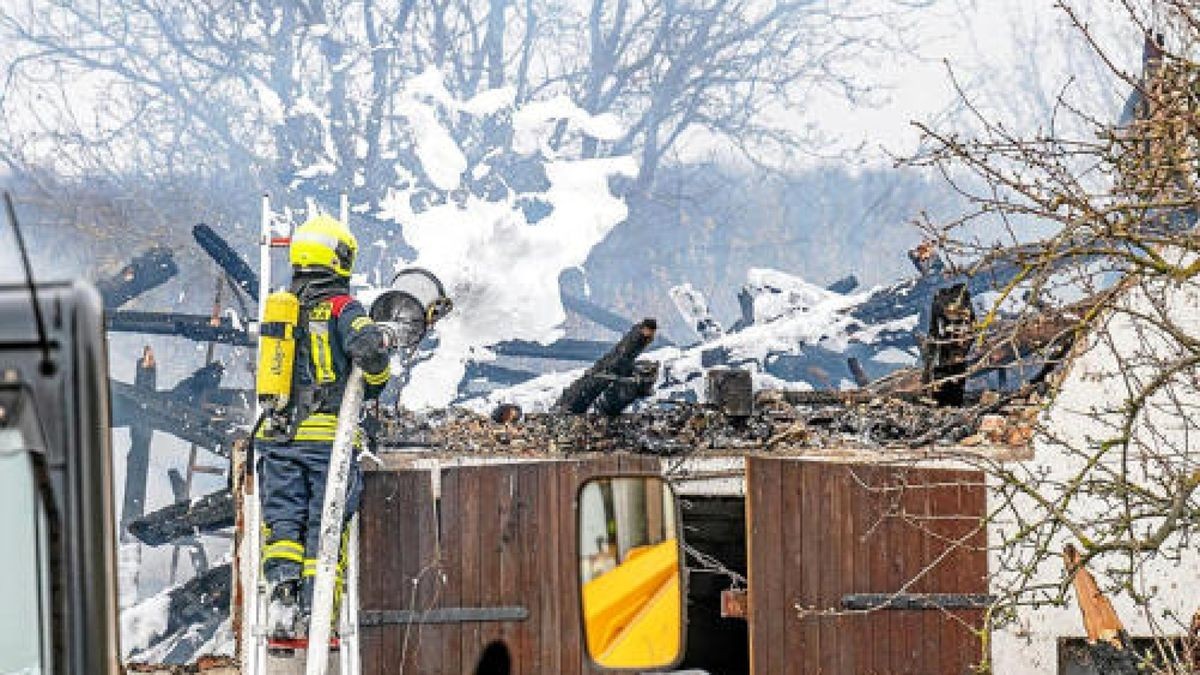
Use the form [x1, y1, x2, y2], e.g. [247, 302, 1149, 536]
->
[373, 385, 1043, 456]
[123, 564, 232, 666]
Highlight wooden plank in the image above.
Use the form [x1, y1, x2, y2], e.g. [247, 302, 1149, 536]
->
[897, 467, 928, 673]
[959, 472, 988, 670]
[512, 463, 542, 673]
[478, 465, 513, 669]
[559, 460, 587, 675]
[457, 466, 483, 672]
[537, 463, 561, 675]
[915, 470, 943, 675]
[805, 460, 831, 673]
[360, 470, 437, 674]
[932, 469, 961, 675]
[834, 464, 858, 675]
[395, 470, 416, 670]
[458, 466, 487, 667]
[850, 464, 883, 675]
[438, 467, 463, 675]
[360, 472, 399, 673]
[745, 456, 783, 675]
[870, 466, 901, 672]
[413, 470, 440, 674]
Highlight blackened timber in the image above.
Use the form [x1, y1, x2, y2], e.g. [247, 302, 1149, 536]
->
[121, 347, 156, 530]
[127, 488, 235, 546]
[110, 379, 238, 454]
[847, 357, 870, 387]
[96, 246, 179, 310]
[595, 360, 660, 416]
[170, 362, 225, 404]
[560, 293, 636, 335]
[922, 283, 975, 407]
[491, 338, 611, 362]
[825, 275, 860, 294]
[161, 564, 231, 654]
[106, 310, 253, 346]
[706, 368, 753, 417]
[554, 319, 657, 413]
[192, 223, 260, 301]
[464, 361, 539, 386]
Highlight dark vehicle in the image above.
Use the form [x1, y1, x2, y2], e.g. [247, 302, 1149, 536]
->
[0, 280, 120, 675]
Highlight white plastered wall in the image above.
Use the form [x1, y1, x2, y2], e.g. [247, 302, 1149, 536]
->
[990, 272, 1200, 673]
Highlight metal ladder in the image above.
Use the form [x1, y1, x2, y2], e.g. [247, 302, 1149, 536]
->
[240, 195, 361, 675]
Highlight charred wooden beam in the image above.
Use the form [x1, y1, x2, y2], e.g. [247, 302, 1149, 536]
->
[96, 246, 179, 310]
[555, 319, 657, 413]
[492, 338, 612, 362]
[127, 488, 235, 546]
[192, 223, 259, 301]
[922, 283, 975, 407]
[706, 368, 753, 417]
[847, 357, 870, 387]
[110, 379, 240, 454]
[155, 563, 232, 663]
[596, 360, 660, 416]
[491, 403, 523, 424]
[120, 346, 156, 531]
[170, 361, 225, 404]
[561, 292, 636, 335]
[826, 274, 860, 294]
[106, 310, 253, 346]
[730, 288, 755, 332]
[464, 361, 539, 386]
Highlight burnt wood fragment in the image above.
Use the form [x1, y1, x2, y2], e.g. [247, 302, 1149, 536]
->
[922, 283, 975, 406]
[491, 338, 611, 362]
[121, 347, 157, 531]
[96, 246, 179, 310]
[554, 319, 658, 413]
[127, 488, 235, 546]
[847, 357, 870, 387]
[826, 275, 860, 294]
[192, 223, 259, 301]
[706, 368, 754, 417]
[596, 360, 660, 416]
[110, 379, 242, 454]
[106, 310, 253, 346]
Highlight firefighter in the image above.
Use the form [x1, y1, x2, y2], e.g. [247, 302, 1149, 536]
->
[255, 214, 394, 641]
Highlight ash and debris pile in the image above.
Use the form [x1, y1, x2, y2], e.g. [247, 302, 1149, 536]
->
[377, 385, 1044, 456]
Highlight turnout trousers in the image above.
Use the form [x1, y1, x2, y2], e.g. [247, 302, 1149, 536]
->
[258, 440, 363, 607]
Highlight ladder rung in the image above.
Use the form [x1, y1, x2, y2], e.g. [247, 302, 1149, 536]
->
[269, 236, 292, 247]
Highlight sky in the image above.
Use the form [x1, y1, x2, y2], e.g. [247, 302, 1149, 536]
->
[673, 0, 1140, 169]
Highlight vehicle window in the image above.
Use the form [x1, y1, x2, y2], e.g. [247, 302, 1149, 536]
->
[0, 443, 46, 675]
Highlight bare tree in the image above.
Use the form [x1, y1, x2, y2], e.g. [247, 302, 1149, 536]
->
[0, 0, 926, 223]
[908, 1, 1200, 670]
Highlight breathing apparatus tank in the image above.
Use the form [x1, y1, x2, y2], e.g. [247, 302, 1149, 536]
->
[256, 290, 301, 430]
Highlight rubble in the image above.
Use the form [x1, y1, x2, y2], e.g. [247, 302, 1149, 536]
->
[373, 385, 1045, 457]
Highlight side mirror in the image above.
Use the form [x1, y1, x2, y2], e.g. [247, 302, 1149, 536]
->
[577, 475, 685, 670]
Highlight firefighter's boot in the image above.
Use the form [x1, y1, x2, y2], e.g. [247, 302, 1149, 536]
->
[267, 578, 304, 642]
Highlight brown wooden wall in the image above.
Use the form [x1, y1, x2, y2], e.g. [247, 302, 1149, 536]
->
[359, 456, 659, 675]
[745, 457, 988, 675]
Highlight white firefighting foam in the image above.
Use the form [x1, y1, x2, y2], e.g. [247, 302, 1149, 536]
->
[376, 69, 636, 408]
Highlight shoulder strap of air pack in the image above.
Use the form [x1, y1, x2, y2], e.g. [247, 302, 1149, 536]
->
[329, 294, 354, 318]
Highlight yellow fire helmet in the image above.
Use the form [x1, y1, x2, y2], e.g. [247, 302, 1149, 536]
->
[289, 214, 359, 278]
